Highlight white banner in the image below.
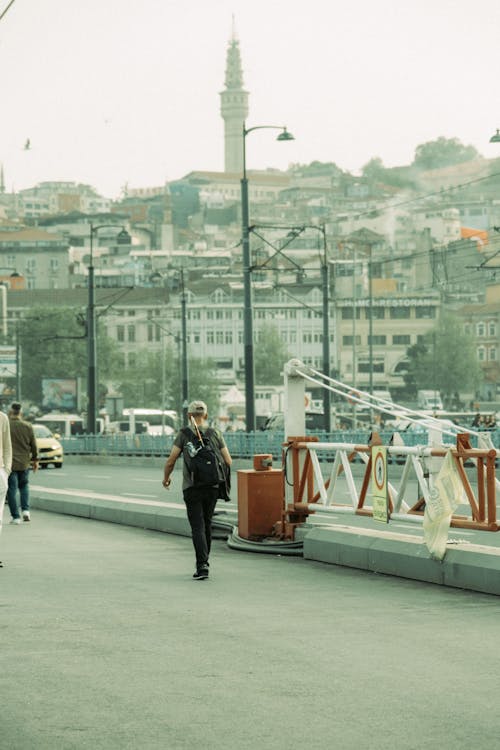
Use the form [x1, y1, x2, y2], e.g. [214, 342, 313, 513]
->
[423, 450, 465, 560]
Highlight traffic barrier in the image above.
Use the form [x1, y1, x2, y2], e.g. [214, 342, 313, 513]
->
[284, 432, 500, 533]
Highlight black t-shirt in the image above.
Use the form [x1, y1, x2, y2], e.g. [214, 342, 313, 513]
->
[174, 425, 226, 490]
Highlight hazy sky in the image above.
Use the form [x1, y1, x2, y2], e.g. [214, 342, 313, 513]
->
[1, 0, 499, 199]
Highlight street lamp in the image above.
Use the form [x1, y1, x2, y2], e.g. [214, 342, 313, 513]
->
[87, 223, 130, 434]
[241, 123, 294, 431]
[489, 129, 500, 143]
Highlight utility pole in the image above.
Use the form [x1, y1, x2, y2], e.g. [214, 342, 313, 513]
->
[15, 323, 21, 401]
[180, 269, 189, 425]
[320, 225, 331, 432]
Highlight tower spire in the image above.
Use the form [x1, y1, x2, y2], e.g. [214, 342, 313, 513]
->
[220, 25, 249, 173]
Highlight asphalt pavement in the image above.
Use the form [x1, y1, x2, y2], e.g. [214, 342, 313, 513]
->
[2, 508, 500, 749]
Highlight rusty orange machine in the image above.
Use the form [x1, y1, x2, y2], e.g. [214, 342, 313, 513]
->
[237, 454, 284, 539]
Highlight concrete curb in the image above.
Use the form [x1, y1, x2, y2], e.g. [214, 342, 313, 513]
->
[62, 455, 252, 471]
[31, 493, 193, 537]
[30, 458, 500, 596]
[303, 525, 500, 596]
[30, 492, 237, 540]
[33, 489, 500, 596]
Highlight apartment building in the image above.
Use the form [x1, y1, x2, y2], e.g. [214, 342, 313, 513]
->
[458, 288, 500, 398]
[15, 182, 111, 219]
[336, 292, 441, 397]
[0, 228, 70, 289]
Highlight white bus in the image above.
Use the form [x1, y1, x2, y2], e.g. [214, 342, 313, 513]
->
[34, 413, 85, 438]
[122, 408, 179, 436]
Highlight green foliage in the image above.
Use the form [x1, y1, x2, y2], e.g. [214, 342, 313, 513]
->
[361, 157, 385, 181]
[186, 360, 220, 416]
[403, 340, 428, 394]
[255, 323, 290, 385]
[404, 314, 482, 397]
[118, 346, 220, 417]
[288, 160, 342, 177]
[361, 157, 418, 189]
[412, 137, 481, 171]
[17, 307, 121, 406]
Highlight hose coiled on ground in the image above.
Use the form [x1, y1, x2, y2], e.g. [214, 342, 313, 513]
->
[226, 526, 303, 556]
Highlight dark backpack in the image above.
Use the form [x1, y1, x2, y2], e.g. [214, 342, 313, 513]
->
[181, 427, 221, 488]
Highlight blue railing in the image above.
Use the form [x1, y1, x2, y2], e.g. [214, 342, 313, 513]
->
[61, 431, 286, 459]
[60, 428, 499, 460]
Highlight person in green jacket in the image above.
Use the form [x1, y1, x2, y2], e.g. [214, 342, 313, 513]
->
[7, 402, 38, 524]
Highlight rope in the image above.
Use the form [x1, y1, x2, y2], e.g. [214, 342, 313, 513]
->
[293, 365, 488, 441]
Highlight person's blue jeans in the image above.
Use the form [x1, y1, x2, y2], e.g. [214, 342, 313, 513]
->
[183, 485, 219, 570]
[7, 469, 30, 519]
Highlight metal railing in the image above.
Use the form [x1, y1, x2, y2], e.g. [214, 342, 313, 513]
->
[285, 434, 500, 531]
[60, 431, 286, 460]
[60, 428, 499, 460]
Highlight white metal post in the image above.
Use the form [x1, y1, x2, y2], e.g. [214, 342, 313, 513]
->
[284, 359, 307, 506]
[284, 358, 306, 438]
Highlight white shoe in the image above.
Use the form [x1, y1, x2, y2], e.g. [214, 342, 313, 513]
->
[9, 518, 21, 525]
[22, 511, 31, 522]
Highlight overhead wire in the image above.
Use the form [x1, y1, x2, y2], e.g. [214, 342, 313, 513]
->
[0, 0, 16, 23]
[292, 365, 491, 441]
[323, 167, 500, 225]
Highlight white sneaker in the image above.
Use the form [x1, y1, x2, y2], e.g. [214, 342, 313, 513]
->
[9, 518, 21, 525]
[22, 511, 31, 522]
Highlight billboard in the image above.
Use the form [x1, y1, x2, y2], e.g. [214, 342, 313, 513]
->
[42, 378, 78, 411]
[0, 345, 16, 377]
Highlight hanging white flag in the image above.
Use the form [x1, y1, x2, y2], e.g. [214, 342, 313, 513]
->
[423, 450, 465, 561]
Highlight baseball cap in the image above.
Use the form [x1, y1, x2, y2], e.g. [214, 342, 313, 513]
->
[187, 400, 207, 415]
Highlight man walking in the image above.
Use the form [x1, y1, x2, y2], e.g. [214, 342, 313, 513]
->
[162, 400, 232, 580]
[7, 402, 38, 524]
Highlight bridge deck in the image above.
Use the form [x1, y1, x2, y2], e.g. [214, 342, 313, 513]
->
[2, 508, 500, 749]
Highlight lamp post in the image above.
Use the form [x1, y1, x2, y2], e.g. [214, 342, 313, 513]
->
[15, 322, 21, 401]
[87, 223, 130, 434]
[241, 123, 294, 431]
[368, 243, 373, 400]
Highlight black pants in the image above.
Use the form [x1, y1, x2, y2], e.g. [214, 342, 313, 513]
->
[183, 486, 219, 570]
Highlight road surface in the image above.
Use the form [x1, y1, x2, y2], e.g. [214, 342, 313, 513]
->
[1, 506, 500, 749]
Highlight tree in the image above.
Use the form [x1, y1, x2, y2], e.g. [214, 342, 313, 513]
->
[288, 160, 343, 178]
[403, 314, 482, 399]
[118, 345, 220, 417]
[361, 157, 385, 182]
[254, 324, 290, 385]
[361, 158, 418, 190]
[412, 137, 481, 171]
[16, 307, 121, 407]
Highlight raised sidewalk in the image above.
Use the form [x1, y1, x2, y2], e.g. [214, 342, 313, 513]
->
[29, 456, 500, 597]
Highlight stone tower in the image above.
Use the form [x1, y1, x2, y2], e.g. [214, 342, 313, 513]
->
[219, 25, 249, 174]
